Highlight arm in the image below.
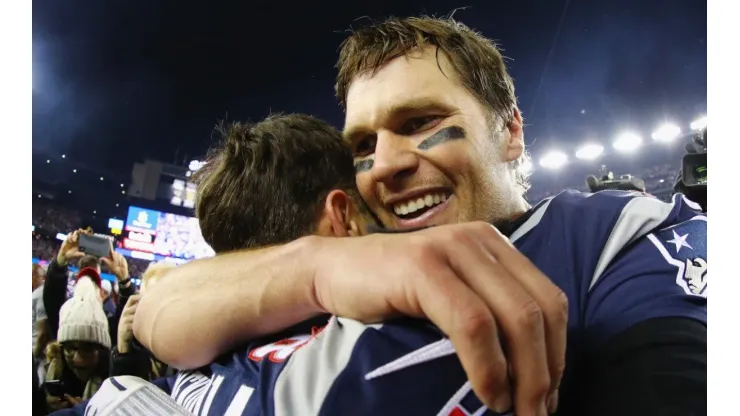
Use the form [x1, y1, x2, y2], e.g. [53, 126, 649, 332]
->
[571, 205, 706, 414]
[33, 319, 50, 358]
[561, 317, 705, 416]
[110, 343, 153, 379]
[133, 237, 323, 370]
[42, 257, 71, 337]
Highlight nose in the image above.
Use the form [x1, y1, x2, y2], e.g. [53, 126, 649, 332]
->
[371, 130, 419, 186]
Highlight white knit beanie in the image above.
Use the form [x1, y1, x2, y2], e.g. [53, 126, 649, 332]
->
[57, 276, 111, 349]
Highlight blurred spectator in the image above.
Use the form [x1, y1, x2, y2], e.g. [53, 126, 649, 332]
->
[43, 230, 136, 349]
[43, 276, 111, 413]
[111, 261, 175, 381]
[33, 200, 83, 235]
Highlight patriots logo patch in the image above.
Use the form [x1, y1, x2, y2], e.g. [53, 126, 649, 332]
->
[647, 216, 707, 297]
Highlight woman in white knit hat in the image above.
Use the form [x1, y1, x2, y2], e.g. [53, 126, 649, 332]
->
[43, 272, 111, 412]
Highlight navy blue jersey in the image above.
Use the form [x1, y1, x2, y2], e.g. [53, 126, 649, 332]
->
[55, 190, 707, 416]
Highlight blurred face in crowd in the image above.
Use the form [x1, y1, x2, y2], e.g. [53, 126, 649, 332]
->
[62, 341, 100, 381]
[344, 47, 527, 230]
[32, 264, 44, 290]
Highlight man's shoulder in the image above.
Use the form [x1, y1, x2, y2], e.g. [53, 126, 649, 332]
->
[520, 190, 704, 250]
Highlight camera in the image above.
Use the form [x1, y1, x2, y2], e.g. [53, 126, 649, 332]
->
[674, 128, 707, 211]
[586, 167, 646, 193]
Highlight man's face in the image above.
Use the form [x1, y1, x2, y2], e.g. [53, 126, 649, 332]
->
[343, 47, 525, 230]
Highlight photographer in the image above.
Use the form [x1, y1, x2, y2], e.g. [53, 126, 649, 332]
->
[675, 127, 707, 212]
[43, 229, 137, 346]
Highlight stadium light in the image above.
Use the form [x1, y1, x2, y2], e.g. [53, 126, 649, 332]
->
[539, 151, 568, 170]
[575, 143, 604, 160]
[73, 169, 77, 173]
[690, 116, 707, 131]
[613, 132, 643, 153]
[518, 159, 534, 175]
[121, 190, 126, 195]
[120, 183, 124, 187]
[46, 159, 50, 163]
[189, 160, 204, 171]
[61, 154, 66, 159]
[652, 123, 681, 143]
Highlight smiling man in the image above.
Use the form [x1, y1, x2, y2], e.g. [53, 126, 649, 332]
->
[134, 16, 706, 416]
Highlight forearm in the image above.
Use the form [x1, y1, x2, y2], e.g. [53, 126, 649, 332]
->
[34, 324, 50, 358]
[133, 236, 325, 369]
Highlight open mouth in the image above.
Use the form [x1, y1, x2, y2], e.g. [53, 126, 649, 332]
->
[389, 191, 453, 227]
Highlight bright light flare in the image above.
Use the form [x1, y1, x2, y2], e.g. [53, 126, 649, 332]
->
[575, 143, 604, 160]
[539, 151, 568, 170]
[690, 116, 707, 131]
[613, 132, 643, 153]
[652, 123, 681, 143]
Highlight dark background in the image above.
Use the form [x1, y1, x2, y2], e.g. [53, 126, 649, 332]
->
[31, 0, 707, 218]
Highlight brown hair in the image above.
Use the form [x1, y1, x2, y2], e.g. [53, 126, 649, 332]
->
[194, 114, 358, 253]
[335, 15, 530, 193]
[79, 255, 100, 270]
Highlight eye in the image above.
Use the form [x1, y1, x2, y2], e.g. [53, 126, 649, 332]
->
[399, 116, 442, 135]
[354, 135, 377, 157]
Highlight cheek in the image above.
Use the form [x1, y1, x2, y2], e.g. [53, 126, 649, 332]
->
[355, 174, 377, 206]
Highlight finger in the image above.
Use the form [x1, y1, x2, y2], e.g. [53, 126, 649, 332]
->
[100, 257, 112, 267]
[474, 223, 568, 412]
[70, 251, 85, 260]
[447, 237, 549, 415]
[411, 267, 511, 412]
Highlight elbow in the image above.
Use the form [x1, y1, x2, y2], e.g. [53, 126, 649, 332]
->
[133, 293, 219, 370]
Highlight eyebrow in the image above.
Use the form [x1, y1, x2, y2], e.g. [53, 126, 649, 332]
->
[344, 97, 453, 144]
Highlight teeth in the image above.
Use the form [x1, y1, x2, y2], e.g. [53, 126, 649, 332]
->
[393, 192, 449, 217]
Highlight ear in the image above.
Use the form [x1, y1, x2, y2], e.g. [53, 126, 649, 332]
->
[324, 190, 353, 238]
[504, 108, 525, 163]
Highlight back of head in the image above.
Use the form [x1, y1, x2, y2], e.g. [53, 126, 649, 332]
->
[58, 276, 111, 349]
[79, 254, 100, 271]
[194, 113, 357, 253]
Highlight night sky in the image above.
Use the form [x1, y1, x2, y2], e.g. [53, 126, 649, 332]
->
[32, 0, 706, 186]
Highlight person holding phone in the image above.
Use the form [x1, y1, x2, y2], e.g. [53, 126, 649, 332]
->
[43, 229, 136, 347]
[44, 275, 111, 412]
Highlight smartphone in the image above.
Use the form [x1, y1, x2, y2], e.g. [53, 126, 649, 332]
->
[79, 234, 111, 258]
[45, 380, 66, 397]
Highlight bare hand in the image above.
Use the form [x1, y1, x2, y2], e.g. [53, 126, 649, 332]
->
[46, 394, 71, 410]
[64, 394, 83, 406]
[57, 229, 89, 266]
[117, 294, 141, 353]
[101, 241, 129, 281]
[313, 221, 567, 415]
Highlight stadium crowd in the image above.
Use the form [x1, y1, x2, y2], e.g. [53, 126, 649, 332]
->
[31, 15, 706, 416]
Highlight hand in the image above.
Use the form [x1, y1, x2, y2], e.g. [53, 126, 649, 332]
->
[312, 221, 568, 415]
[63, 394, 83, 406]
[101, 241, 129, 281]
[46, 394, 71, 410]
[117, 294, 141, 354]
[56, 229, 89, 266]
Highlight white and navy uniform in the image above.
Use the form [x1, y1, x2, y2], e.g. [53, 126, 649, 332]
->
[57, 190, 707, 416]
